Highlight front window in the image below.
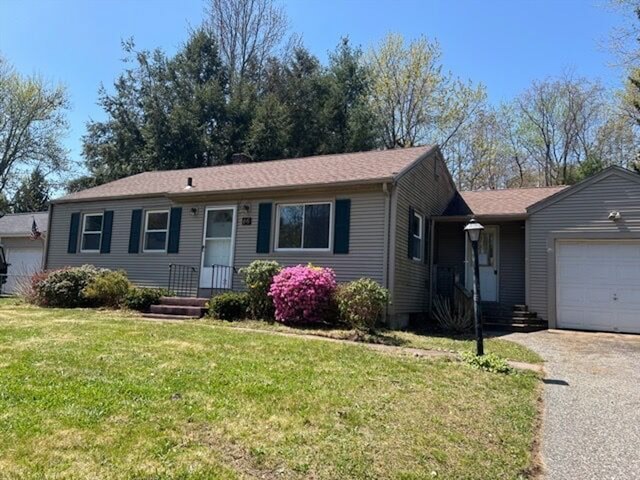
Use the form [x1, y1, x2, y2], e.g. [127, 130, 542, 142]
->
[411, 211, 423, 261]
[81, 213, 103, 252]
[144, 210, 169, 252]
[276, 202, 331, 250]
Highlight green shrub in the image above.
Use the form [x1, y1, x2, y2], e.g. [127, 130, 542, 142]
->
[83, 270, 132, 308]
[336, 278, 389, 332]
[32, 265, 105, 308]
[239, 260, 281, 320]
[461, 352, 513, 374]
[123, 287, 169, 312]
[208, 292, 249, 321]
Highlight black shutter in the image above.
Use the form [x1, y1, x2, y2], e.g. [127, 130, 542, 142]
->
[167, 207, 182, 254]
[256, 203, 272, 253]
[67, 212, 80, 254]
[407, 206, 415, 259]
[333, 199, 351, 254]
[128, 209, 143, 254]
[100, 210, 114, 254]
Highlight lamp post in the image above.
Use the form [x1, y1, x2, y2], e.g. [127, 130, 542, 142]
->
[464, 218, 485, 356]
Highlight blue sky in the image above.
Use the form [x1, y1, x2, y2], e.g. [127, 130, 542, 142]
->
[0, 0, 630, 170]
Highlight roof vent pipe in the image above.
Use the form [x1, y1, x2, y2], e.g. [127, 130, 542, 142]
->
[185, 177, 193, 189]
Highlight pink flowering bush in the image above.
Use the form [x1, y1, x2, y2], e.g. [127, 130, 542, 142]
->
[268, 265, 337, 324]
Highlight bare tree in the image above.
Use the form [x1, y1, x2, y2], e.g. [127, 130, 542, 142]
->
[514, 76, 606, 185]
[204, 0, 288, 86]
[446, 107, 527, 190]
[367, 34, 485, 150]
[0, 56, 69, 195]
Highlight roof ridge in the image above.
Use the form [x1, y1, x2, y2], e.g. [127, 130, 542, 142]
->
[137, 145, 433, 177]
[461, 185, 568, 193]
[0, 211, 48, 216]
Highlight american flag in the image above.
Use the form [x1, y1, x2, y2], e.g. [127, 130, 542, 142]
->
[30, 218, 41, 240]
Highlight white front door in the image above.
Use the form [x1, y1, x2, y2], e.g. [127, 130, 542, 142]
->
[466, 225, 499, 302]
[556, 241, 640, 334]
[200, 207, 237, 289]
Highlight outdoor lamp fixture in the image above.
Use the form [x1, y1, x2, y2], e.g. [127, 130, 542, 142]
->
[464, 218, 485, 356]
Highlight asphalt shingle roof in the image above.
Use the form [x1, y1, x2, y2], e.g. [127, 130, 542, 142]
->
[444, 186, 568, 217]
[0, 212, 48, 236]
[56, 146, 436, 203]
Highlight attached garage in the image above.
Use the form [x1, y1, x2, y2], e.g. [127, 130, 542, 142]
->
[0, 212, 48, 295]
[3, 245, 44, 294]
[527, 167, 640, 334]
[555, 241, 640, 334]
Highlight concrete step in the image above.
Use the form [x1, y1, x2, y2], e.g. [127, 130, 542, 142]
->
[512, 316, 543, 323]
[159, 297, 209, 308]
[485, 322, 547, 333]
[487, 318, 547, 327]
[512, 304, 529, 312]
[141, 313, 201, 321]
[149, 304, 207, 317]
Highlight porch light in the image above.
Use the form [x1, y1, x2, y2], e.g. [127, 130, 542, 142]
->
[464, 218, 485, 356]
[464, 218, 484, 242]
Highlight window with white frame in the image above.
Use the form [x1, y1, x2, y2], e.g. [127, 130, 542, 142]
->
[411, 210, 423, 261]
[276, 202, 332, 250]
[81, 213, 103, 252]
[143, 210, 169, 252]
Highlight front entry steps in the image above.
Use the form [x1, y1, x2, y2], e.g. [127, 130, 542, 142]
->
[142, 297, 209, 320]
[484, 305, 548, 332]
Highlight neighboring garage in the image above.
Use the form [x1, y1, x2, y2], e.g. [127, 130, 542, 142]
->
[0, 212, 48, 295]
[527, 167, 640, 334]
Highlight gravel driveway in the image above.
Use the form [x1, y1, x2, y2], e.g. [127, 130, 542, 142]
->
[504, 329, 640, 480]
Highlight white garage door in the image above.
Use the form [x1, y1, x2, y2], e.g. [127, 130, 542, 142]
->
[556, 241, 640, 334]
[3, 247, 43, 294]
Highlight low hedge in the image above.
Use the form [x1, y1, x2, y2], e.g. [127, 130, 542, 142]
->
[31, 265, 106, 308]
[336, 278, 389, 332]
[123, 287, 170, 312]
[83, 270, 132, 308]
[208, 292, 249, 321]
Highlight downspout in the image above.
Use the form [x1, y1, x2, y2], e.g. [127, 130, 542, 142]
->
[382, 182, 392, 319]
[42, 203, 54, 271]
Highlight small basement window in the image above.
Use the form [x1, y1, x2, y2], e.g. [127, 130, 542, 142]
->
[143, 210, 169, 252]
[276, 202, 332, 251]
[411, 210, 423, 261]
[81, 213, 103, 252]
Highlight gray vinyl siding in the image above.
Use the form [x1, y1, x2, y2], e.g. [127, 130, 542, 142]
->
[47, 197, 203, 289]
[47, 188, 386, 294]
[527, 172, 640, 322]
[392, 152, 456, 318]
[232, 190, 386, 286]
[497, 222, 525, 308]
[434, 220, 525, 318]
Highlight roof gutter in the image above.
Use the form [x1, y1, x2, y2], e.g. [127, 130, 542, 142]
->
[51, 177, 395, 205]
[431, 213, 528, 222]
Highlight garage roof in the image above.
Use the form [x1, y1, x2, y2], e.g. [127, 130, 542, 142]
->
[443, 186, 568, 218]
[0, 212, 49, 237]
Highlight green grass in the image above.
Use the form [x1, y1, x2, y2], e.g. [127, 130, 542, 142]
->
[205, 318, 544, 364]
[0, 301, 540, 479]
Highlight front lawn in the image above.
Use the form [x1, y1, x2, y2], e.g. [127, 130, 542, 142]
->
[0, 302, 540, 479]
[206, 318, 544, 364]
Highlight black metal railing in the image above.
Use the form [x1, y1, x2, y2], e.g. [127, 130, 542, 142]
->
[168, 264, 199, 297]
[210, 264, 236, 294]
[434, 265, 464, 297]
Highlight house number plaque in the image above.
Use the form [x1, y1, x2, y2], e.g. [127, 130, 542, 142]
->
[241, 217, 252, 226]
